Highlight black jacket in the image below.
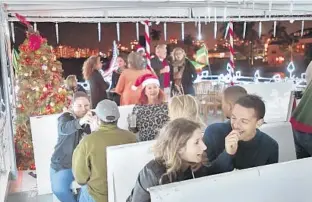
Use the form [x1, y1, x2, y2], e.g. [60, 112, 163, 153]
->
[50, 112, 91, 172]
[89, 70, 109, 109]
[170, 59, 197, 94]
[127, 159, 215, 202]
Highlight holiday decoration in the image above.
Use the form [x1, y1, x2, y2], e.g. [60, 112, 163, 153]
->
[142, 20, 152, 71]
[258, 21, 262, 38]
[287, 61, 296, 78]
[53, 45, 99, 59]
[243, 22, 246, 39]
[273, 21, 277, 37]
[100, 41, 119, 78]
[214, 8, 217, 39]
[34, 22, 37, 32]
[164, 22, 167, 41]
[116, 22, 120, 41]
[11, 22, 15, 43]
[55, 22, 59, 44]
[181, 22, 184, 40]
[98, 22, 101, 42]
[301, 21, 304, 37]
[136, 22, 139, 41]
[197, 21, 202, 40]
[14, 13, 69, 170]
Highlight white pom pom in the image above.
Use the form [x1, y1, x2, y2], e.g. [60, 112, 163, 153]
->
[131, 85, 138, 91]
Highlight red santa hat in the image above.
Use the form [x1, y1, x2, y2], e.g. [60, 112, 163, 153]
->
[135, 44, 145, 53]
[131, 74, 160, 91]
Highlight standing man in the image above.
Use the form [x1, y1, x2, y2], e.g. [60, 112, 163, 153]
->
[151, 44, 170, 99]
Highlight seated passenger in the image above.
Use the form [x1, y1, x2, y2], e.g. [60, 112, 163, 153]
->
[127, 118, 216, 202]
[204, 94, 279, 173]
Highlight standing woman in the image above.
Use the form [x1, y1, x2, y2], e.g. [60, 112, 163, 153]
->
[170, 47, 197, 96]
[115, 52, 152, 105]
[110, 53, 128, 105]
[129, 74, 169, 141]
[82, 55, 109, 109]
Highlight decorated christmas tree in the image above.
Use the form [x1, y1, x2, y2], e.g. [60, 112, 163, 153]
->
[14, 14, 69, 170]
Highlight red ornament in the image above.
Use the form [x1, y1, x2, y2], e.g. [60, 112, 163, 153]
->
[28, 34, 42, 51]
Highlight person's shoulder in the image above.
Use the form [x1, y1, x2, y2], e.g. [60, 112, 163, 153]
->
[258, 130, 279, 148]
[116, 128, 137, 141]
[142, 159, 166, 179]
[204, 122, 231, 136]
[58, 112, 74, 121]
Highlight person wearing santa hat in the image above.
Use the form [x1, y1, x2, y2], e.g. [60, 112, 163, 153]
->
[129, 73, 169, 141]
[135, 44, 146, 57]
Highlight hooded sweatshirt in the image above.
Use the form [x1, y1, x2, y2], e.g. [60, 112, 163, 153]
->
[290, 81, 312, 133]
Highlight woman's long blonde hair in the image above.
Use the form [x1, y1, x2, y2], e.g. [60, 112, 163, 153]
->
[82, 55, 100, 80]
[153, 118, 201, 184]
[168, 95, 205, 128]
[65, 75, 77, 91]
[171, 47, 186, 62]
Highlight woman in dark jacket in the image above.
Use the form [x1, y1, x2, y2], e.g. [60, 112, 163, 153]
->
[110, 53, 128, 105]
[170, 47, 197, 96]
[82, 55, 109, 109]
[127, 118, 216, 202]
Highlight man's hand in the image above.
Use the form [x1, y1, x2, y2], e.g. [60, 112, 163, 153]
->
[79, 111, 93, 126]
[225, 130, 240, 155]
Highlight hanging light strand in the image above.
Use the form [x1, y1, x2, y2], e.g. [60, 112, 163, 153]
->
[98, 22, 101, 42]
[181, 22, 185, 41]
[55, 22, 59, 44]
[10, 22, 15, 43]
[164, 22, 167, 41]
[136, 22, 139, 41]
[116, 22, 120, 41]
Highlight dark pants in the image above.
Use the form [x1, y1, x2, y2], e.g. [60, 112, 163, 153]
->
[293, 129, 312, 159]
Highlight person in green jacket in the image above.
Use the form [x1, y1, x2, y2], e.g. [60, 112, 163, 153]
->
[72, 99, 136, 202]
[290, 79, 312, 159]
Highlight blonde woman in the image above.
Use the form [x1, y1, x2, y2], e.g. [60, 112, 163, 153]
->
[65, 75, 86, 94]
[170, 47, 197, 96]
[82, 55, 109, 109]
[127, 118, 216, 202]
[168, 95, 206, 129]
[115, 52, 152, 105]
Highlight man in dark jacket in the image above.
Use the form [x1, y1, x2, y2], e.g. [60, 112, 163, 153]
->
[50, 92, 93, 202]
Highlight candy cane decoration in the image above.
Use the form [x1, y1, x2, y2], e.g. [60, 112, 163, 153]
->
[228, 21, 235, 85]
[141, 20, 154, 73]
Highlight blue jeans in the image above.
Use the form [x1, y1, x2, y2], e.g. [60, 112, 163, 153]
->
[79, 185, 95, 202]
[50, 168, 77, 202]
[293, 129, 312, 159]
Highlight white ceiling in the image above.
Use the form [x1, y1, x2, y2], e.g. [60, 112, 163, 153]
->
[2, 0, 312, 22]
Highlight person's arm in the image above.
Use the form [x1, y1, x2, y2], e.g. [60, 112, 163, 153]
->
[203, 125, 234, 174]
[188, 60, 198, 82]
[58, 113, 82, 135]
[266, 140, 279, 164]
[89, 73, 100, 107]
[72, 139, 90, 185]
[128, 166, 159, 202]
[115, 72, 125, 95]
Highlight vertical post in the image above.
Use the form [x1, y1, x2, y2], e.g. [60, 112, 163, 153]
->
[0, 5, 17, 179]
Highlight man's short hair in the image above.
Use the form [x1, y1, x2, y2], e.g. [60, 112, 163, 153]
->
[223, 86, 247, 104]
[155, 44, 167, 51]
[235, 94, 266, 120]
[73, 91, 89, 102]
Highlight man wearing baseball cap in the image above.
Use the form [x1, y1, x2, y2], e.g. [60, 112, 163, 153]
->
[72, 99, 136, 202]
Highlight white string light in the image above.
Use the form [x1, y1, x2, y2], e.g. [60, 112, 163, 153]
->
[136, 22, 139, 41]
[207, 7, 211, 22]
[214, 7, 217, 39]
[197, 21, 202, 40]
[223, 7, 227, 21]
[273, 21, 277, 37]
[98, 22, 101, 42]
[258, 21, 262, 38]
[164, 22, 167, 41]
[34, 22, 37, 32]
[116, 22, 120, 41]
[55, 22, 59, 44]
[243, 21, 246, 39]
[181, 22, 185, 40]
[301, 20, 305, 37]
[10, 22, 15, 43]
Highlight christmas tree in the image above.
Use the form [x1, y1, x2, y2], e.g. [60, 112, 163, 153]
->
[14, 14, 69, 170]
